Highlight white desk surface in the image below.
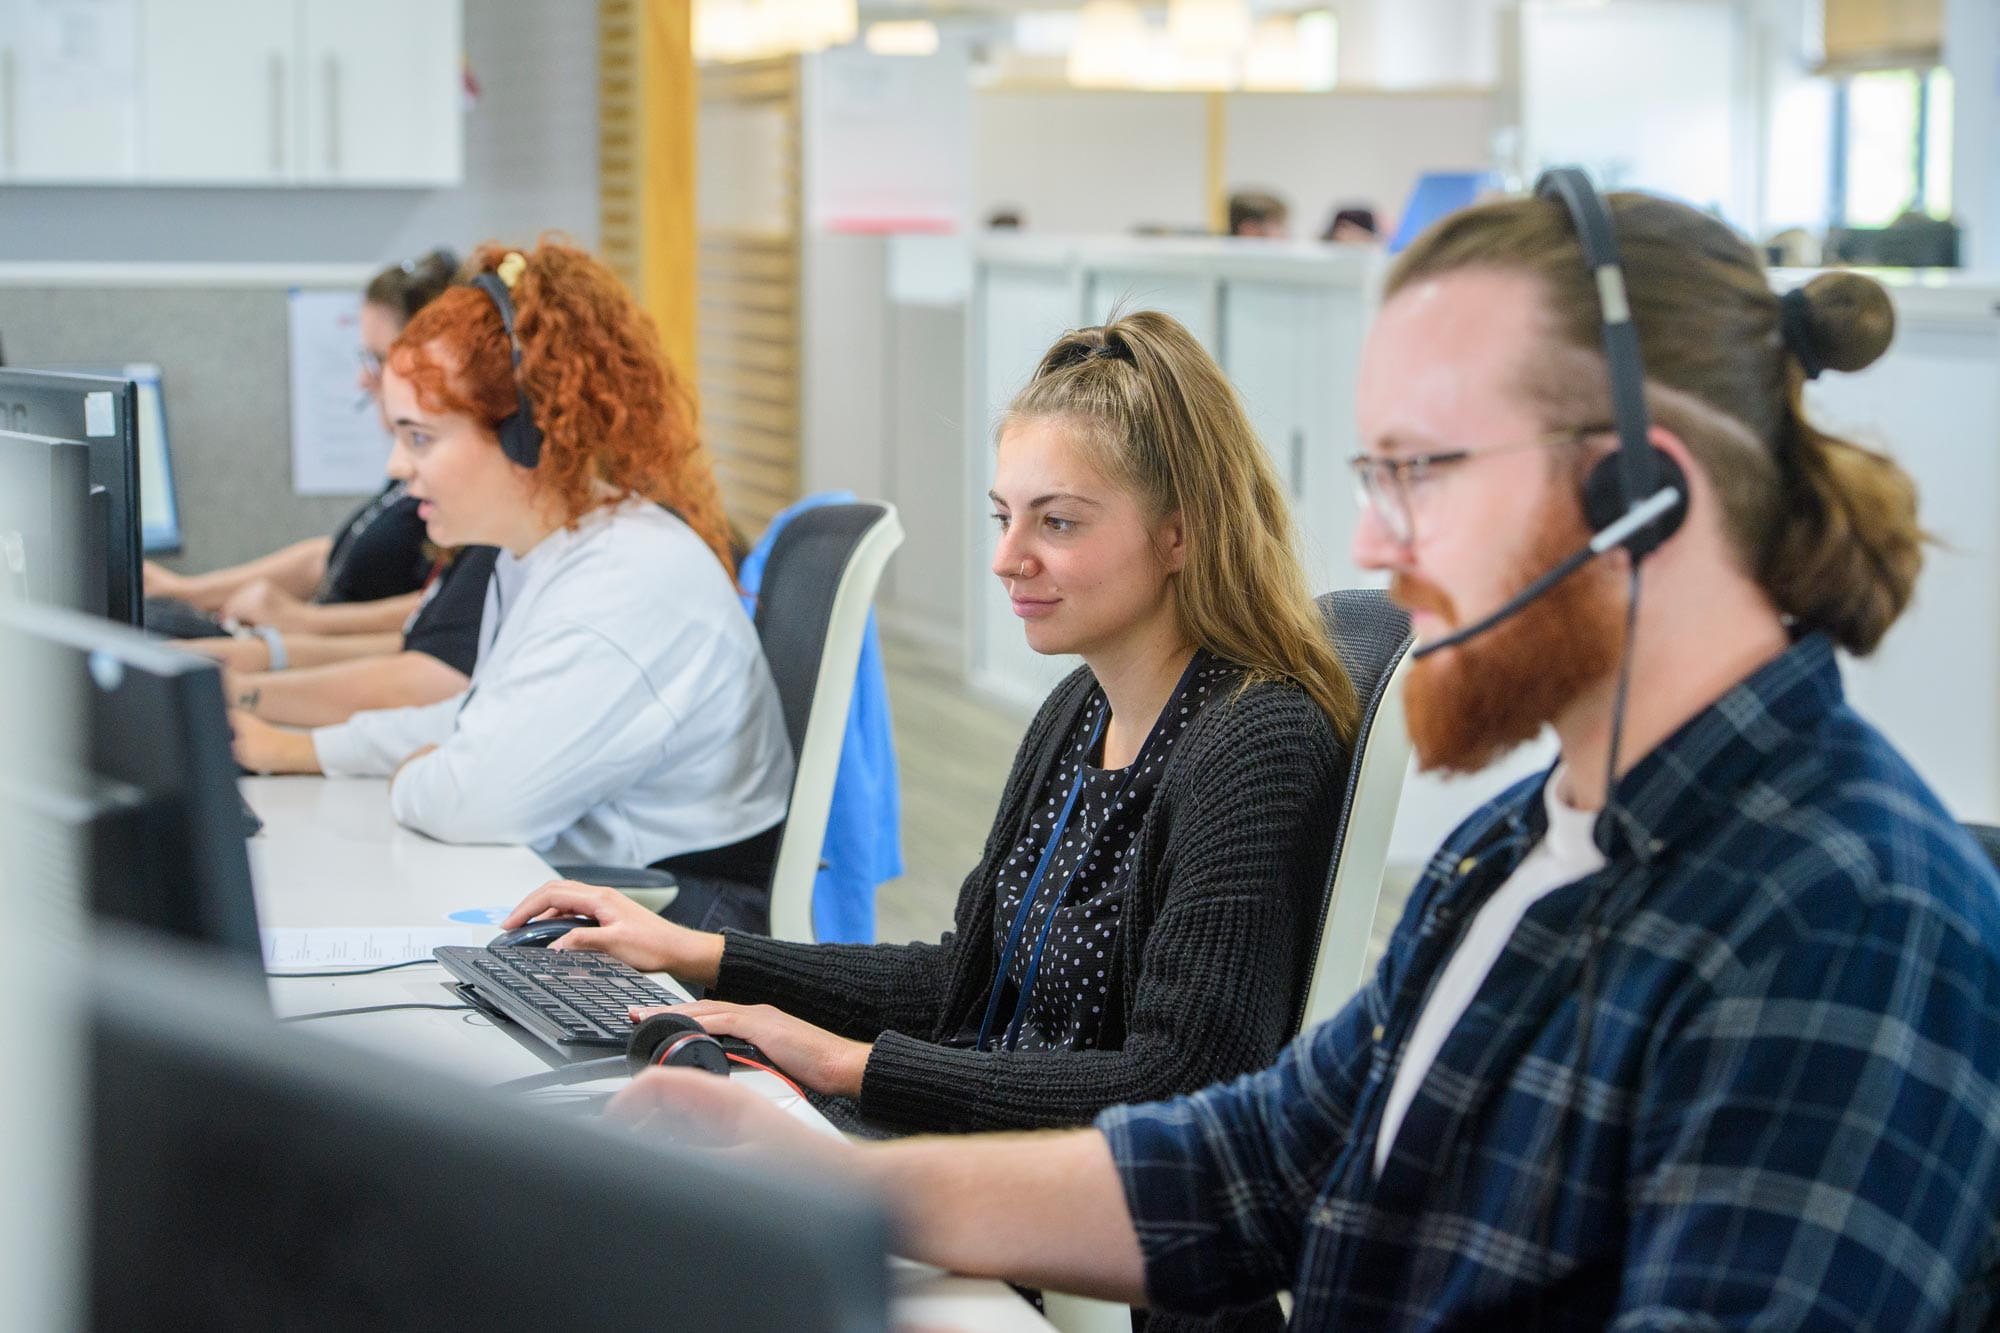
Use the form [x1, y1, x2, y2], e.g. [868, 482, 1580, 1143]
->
[242, 776, 1055, 1333]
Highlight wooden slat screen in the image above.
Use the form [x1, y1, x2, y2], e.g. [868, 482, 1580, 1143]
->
[697, 59, 803, 538]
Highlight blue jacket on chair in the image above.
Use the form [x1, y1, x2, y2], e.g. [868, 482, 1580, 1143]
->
[737, 492, 904, 942]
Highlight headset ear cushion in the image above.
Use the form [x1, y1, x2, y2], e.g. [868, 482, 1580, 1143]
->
[626, 1012, 730, 1076]
[1580, 447, 1689, 560]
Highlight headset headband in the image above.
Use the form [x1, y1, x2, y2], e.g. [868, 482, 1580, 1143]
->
[1533, 168, 1656, 518]
[470, 252, 544, 468]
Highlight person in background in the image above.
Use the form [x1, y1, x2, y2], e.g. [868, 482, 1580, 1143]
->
[230, 239, 793, 934]
[145, 249, 462, 640]
[180, 543, 499, 728]
[598, 190, 2000, 1329]
[507, 313, 1356, 1333]
[1322, 205, 1379, 244]
[1226, 190, 1289, 238]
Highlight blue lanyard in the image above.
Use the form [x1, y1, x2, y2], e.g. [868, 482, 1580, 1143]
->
[975, 655, 1198, 1053]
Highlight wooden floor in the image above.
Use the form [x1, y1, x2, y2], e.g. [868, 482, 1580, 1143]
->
[870, 626, 1418, 971]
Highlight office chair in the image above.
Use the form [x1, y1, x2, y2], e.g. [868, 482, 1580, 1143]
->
[553, 503, 904, 942]
[753, 501, 903, 941]
[1296, 588, 1416, 1033]
[1043, 590, 1414, 1333]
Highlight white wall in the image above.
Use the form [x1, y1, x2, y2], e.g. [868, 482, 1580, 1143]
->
[975, 90, 1211, 234]
[1514, 0, 1758, 230]
[1334, 0, 1507, 89]
[974, 88, 1497, 237]
[1947, 0, 2000, 268]
[0, 0, 598, 264]
[1226, 91, 1499, 236]
[803, 43, 974, 231]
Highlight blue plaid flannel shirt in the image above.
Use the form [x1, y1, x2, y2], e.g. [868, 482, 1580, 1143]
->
[1098, 635, 2000, 1329]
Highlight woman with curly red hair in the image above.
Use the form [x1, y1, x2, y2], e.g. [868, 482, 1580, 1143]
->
[232, 240, 794, 926]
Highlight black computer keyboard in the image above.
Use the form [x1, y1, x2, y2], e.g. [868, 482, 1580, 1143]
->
[435, 945, 691, 1049]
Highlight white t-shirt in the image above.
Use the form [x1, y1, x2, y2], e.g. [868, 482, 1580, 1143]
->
[312, 497, 794, 867]
[1374, 766, 1606, 1177]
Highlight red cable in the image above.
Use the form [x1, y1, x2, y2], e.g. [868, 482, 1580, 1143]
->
[726, 1053, 808, 1101]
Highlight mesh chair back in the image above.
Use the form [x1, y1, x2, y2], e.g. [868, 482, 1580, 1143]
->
[1292, 589, 1415, 1034]
[752, 503, 893, 760]
[751, 501, 903, 942]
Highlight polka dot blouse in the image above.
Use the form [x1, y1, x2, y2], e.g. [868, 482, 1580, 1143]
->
[985, 651, 1233, 1052]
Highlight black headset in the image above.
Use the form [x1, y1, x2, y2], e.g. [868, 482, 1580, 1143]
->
[1411, 168, 1689, 660]
[470, 256, 545, 470]
[626, 1011, 731, 1076]
[486, 1010, 731, 1093]
[1537, 167, 1688, 559]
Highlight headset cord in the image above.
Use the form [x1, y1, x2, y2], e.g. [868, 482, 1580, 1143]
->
[280, 1002, 476, 1023]
[1533, 558, 1647, 1320]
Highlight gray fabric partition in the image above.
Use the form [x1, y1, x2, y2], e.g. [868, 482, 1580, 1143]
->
[1, 284, 364, 573]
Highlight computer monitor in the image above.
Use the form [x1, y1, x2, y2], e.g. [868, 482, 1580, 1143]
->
[31, 362, 183, 554]
[1387, 170, 1502, 254]
[0, 604, 259, 969]
[0, 429, 94, 614]
[89, 929, 894, 1331]
[0, 369, 142, 624]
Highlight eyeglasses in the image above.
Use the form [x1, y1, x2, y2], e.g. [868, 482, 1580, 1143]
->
[1347, 425, 1612, 546]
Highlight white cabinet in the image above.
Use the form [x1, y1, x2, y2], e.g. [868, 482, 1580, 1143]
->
[1219, 280, 1370, 595]
[1, 0, 461, 187]
[969, 260, 1086, 707]
[1, 0, 143, 180]
[1084, 270, 1216, 346]
[299, 0, 461, 185]
[141, 0, 295, 182]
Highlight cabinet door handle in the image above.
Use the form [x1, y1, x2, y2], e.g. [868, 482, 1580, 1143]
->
[1289, 428, 1305, 498]
[268, 53, 285, 173]
[325, 54, 340, 174]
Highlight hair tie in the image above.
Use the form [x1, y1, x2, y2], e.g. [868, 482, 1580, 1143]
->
[495, 251, 528, 290]
[1779, 287, 1826, 381]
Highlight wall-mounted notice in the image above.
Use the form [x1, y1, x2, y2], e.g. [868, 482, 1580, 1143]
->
[287, 288, 390, 495]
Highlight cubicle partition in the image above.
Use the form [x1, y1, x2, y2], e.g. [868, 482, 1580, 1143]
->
[0, 265, 377, 575]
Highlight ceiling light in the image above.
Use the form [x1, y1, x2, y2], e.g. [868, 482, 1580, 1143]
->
[865, 19, 940, 56]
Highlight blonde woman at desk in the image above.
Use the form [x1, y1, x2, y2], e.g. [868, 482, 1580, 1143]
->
[231, 240, 794, 931]
[508, 313, 1357, 1175]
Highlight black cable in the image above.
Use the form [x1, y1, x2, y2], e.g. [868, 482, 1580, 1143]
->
[279, 1002, 475, 1023]
[494, 1056, 630, 1093]
[1532, 560, 1647, 1317]
[265, 958, 441, 979]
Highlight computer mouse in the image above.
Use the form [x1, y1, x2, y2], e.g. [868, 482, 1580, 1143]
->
[488, 914, 597, 948]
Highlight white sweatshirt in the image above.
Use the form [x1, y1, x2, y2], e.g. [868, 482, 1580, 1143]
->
[313, 498, 793, 868]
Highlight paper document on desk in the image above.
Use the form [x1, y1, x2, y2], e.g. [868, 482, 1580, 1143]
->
[261, 927, 485, 970]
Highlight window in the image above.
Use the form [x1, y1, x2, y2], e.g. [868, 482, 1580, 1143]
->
[1831, 65, 1954, 227]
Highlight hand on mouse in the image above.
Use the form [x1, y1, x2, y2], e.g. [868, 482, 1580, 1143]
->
[609, 1065, 852, 1166]
[631, 1000, 872, 1100]
[503, 880, 725, 987]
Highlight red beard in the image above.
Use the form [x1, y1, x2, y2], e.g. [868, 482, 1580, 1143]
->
[1395, 503, 1626, 775]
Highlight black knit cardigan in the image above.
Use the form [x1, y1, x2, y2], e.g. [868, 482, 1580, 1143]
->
[712, 660, 1348, 1134]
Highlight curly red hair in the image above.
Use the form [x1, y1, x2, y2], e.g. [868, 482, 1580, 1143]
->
[386, 238, 735, 575]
